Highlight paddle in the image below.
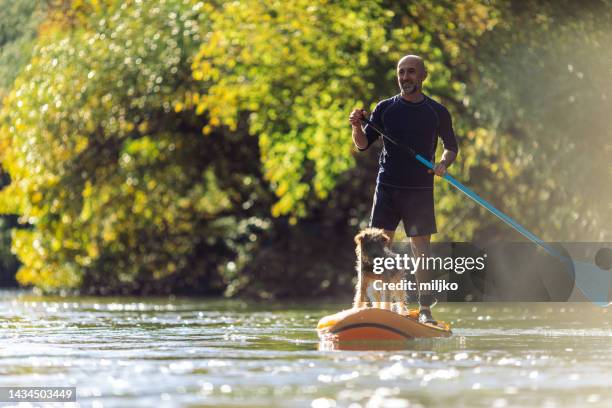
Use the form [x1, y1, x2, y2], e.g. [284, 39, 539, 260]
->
[360, 116, 610, 306]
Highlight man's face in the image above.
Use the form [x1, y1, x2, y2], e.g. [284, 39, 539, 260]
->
[397, 58, 426, 95]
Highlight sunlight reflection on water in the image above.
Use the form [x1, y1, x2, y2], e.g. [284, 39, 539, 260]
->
[1, 290, 612, 407]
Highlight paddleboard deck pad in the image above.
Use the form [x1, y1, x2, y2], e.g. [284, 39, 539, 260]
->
[317, 308, 452, 344]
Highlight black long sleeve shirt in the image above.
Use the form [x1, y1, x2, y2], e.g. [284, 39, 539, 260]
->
[360, 94, 459, 188]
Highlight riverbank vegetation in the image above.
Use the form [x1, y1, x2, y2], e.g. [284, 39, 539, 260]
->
[0, 0, 610, 297]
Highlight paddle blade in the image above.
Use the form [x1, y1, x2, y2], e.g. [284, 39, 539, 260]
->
[572, 260, 611, 306]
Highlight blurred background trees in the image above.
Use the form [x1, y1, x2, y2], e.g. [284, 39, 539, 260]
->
[0, 0, 48, 286]
[0, 0, 610, 297]
[470, 0, 612, 242]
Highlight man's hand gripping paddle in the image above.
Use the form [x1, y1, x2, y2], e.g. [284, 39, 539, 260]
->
[360, 116, 610, 306]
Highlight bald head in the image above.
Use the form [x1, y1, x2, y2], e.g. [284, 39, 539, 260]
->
[397, 54, 427, 98]
[397, 55, 426, 75]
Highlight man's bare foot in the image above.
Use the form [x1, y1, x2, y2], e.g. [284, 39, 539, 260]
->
[418, 307, 437, 324]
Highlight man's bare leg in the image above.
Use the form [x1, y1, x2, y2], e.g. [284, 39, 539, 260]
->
[378, 229, 402, 311]
[410, 234, 437, 323]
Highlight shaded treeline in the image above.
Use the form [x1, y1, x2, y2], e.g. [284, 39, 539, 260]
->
[0, 0, 610, 297]
[0, 0, 49, 286]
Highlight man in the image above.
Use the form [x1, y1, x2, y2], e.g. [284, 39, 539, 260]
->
[348, 55, 459, 324]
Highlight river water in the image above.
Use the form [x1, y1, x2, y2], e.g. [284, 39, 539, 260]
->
[1, 290, 611, 407]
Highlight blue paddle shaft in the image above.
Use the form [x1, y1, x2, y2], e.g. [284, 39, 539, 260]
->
[361, 117, 557, 256]
[360, 116, 610, 305]
[413, 154, 557, 255]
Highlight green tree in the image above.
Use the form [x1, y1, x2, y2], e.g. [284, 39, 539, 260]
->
[190, 0, 502, 236]
[1, 0, 519, 298]
[0, 0, 48, 286]
[0, 0, 47, 98]
[0, 0, 271, 294]
[471, 0, 612, 241]
[189, 0, 504, 296]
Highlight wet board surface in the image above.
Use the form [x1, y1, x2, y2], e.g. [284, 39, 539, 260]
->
[317, 307, 452, 344]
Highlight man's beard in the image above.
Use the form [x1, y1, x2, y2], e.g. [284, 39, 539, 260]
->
[401, 82, 418, 94]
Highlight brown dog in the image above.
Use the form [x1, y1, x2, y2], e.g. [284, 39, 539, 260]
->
[353, 228, 407, 312]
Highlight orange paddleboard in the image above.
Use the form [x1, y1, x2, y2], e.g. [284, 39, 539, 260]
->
[317, 308, 451, 346]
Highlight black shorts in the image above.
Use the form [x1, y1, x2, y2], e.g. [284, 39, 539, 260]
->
[369, 183, 437, 237]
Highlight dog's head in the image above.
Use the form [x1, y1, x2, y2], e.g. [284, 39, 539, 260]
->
[355, 228, 390, 264]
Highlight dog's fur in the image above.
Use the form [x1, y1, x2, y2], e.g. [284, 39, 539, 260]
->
[353, 228, 407, 312]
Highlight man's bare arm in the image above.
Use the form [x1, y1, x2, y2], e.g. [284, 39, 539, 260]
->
[432, 149, 457, 176]
[349, 108, 369, 150]
[352, 125, 368, 150]
[440, 149, 457, 167]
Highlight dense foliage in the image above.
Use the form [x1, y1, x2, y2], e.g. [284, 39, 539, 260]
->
[471, 0, 612, 241]
[1, 1, 240, 293]
[0, 0, 609, 297]
[0, 0, 48, 286]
